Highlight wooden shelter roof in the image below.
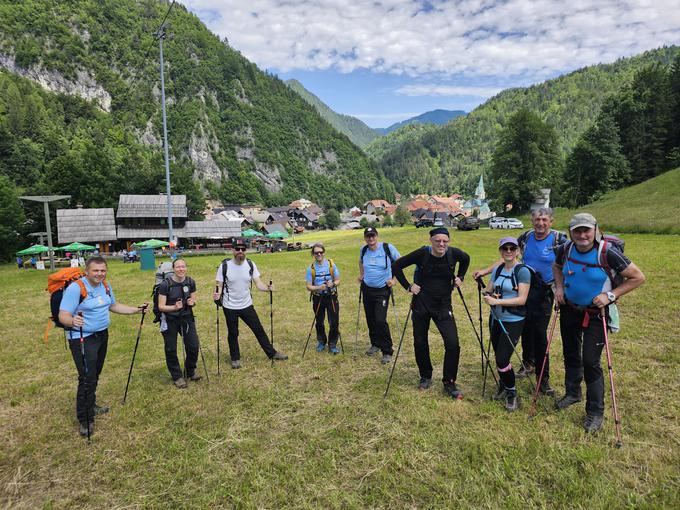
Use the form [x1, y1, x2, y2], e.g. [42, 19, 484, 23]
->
[57, 208, 117, 243]
[117, 194, 187, 218]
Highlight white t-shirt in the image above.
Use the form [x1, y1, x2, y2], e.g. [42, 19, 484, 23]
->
[215, 259, 260, 310]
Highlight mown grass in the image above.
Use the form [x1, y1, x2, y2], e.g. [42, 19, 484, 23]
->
[1, 227, 679, 509]
[549, 167, 680, 234]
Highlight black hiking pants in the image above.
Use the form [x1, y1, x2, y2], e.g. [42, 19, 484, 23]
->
[521, 287, 554, 381]
[223, 305, 276, 360]
[411, 298, 460, 383]
[490, 318, 524, 391]
[559, 305, 607, 416]
[69, 329, 108, 425]
[161, 318, 200, 381]
[361, 284, 393, 355]
[312, 293, 340, 348]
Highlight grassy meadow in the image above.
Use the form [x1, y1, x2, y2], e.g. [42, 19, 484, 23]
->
[1, 226, 679, 509]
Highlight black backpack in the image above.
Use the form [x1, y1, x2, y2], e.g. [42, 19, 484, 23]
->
[492, 263, 547, 319]
[216, 257, 255, 305]
[413, 246, 457, 287]
[360, 242, 397, 269]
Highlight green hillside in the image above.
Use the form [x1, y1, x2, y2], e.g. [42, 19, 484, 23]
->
[374, 46, 680, 195]
[551, 167, 680, 235]
[285, 79, 379, 148]
[0, 0, 394, 214]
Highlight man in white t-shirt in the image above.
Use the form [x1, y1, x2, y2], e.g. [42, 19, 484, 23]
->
[213, 241, 288, 369]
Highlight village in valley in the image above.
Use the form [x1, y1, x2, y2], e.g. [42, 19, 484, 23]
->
[47, 175, 499, 258]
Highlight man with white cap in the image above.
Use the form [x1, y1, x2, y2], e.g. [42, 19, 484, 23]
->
[552, 213, 644, 433]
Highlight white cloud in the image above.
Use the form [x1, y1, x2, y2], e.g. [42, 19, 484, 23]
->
[183, 0, 680, 79]
[396, 84, 503, 97]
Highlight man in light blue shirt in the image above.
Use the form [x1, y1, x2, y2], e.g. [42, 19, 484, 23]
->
[59, 256, 146, 437]
[358, 227, 400, 364]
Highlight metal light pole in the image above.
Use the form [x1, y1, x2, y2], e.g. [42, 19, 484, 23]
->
[20, 195, 71, 271]
[156, 23, 174, 244]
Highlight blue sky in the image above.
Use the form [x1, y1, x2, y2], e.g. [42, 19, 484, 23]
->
[184, 0, 680, 128]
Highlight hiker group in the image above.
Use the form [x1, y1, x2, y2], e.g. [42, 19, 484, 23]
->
[51, 209, 644, 443]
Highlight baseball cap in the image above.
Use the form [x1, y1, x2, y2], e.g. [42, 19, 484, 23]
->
[569, 213, 597, 230]
[498, 236, 519, 248]
[364, 226, 378, 236]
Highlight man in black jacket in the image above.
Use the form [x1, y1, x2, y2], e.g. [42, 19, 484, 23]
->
[392, 227, 471, 399]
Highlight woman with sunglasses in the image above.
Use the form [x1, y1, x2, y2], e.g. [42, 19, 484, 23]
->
[482, 237, 530, 411]
[305, 242, 341, 354]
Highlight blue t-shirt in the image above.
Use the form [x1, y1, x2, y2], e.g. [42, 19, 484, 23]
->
[360, 243, 400, 288]
[522, 232, 557, 283]
[306, 260, 340, 295]
[60, 278, 116, 339]
[490, 264, 531, 323]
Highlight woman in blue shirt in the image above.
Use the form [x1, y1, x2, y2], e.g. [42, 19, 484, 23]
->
[305, 243, 341, 354]
[483, 237, 530, 411]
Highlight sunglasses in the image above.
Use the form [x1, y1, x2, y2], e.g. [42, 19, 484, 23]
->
[234, 246, 247, 252]
[500, 245, 517, 252]
[365, 233, 377, 238]
[313, 251, 324, 255]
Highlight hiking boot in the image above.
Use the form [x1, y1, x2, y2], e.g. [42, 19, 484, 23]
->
[492, 384, 508, 401]
[189, 373, 203, 382]
[174, 377, 188, 389]
[272, 352, 288, 361]
[380, 354, 392, 365]
[505, 391, 519, 412]
[538, 381, 556, 397]
[516, 363, 535, 378]
[79, 422, 94, 437]
[231, 359, 242, 369]
[329, 346, 340, 355]
[365, 345, 380, 356]
[443, 381, 464, 400]
[94, 403, 109, 415]
[555, 394, 582, 410]
[316, 342, 326, 352]
[584, 414, 604, 434]
[418, 377, 433, 390]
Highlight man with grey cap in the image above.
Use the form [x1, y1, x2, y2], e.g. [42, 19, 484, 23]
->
[474, 206, 567, 394]
[552, 213, 644, 433]
[392, 227, 470, 399]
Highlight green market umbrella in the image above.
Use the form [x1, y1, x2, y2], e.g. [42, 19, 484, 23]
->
[59, 242, 96, 251]
[133, 239, 170, 249]
[16, 244, 50, 255]
[241, 229, 262, 237]
[265, 231, 289, 239]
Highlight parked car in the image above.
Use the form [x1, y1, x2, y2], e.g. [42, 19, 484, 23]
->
[489, 217, 524, 229]
[415, 218, 434, 228]
[457, 217, 480, 231]
[433, 217, 444, 227]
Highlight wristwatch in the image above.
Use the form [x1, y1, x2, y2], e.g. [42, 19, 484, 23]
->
[606, 291, 616, 303]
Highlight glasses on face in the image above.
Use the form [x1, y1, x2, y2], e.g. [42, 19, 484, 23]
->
[313, 251, 324, 256]
[365, 233, 376, 238]
[432, 239, 449, 244]
[501, 245, 517, 252]
[234, 247, 247, 252]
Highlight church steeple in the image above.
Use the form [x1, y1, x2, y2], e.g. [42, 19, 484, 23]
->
[474, 173, 485, 200]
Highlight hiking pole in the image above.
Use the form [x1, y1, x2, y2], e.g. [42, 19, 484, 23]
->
[456, 285, 498, 391]
[269, 279, 274, 366]
[489, 308, 536, 394]
[529, 307, 559, 418]
[78, 313, 91, 442]
[354, 286, 363, 345]
[384, 301, 412, 399]
[215, 285, 220, 376]
[302, 297, 323, 358]
[476, 277, 498, 397]
[330, 292, 344, 354]
[602, 313, 623, 448]
[390, 287, 400, 335]
[122, 306, 147, 405]
[198, 336, 210, 383]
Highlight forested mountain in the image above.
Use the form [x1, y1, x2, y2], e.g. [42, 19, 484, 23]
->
[374, 109, 466, 135]
[285, 79, 379, 148]
[0, 0, 394, 221]
[376, 46, 680, 195]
